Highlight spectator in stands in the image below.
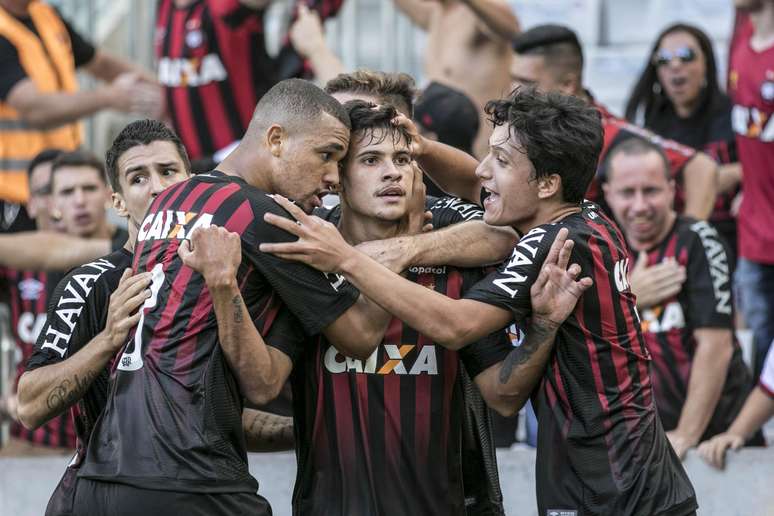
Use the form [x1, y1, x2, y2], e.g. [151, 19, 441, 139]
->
[698, 343, 773, 469]
[626, 23, 741, 271]
[414, 82, 479, 197]
[728, 0, 774, 379]
[508, 24, 718, 223]
[24, 149, 63, 232]
[288, 4, 345, 85]
[0, 0, 162, 232]
[392, 0, 520, 158]
[602, 137, 762, 460]
[0, 150, 127, 456]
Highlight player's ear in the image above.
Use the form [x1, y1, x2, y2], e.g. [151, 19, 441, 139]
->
[267, 125, 286, 158]
[112, 191, 129, 218]
[537, 173, 562, 200]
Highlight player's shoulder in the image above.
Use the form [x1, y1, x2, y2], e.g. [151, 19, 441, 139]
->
[427, 195, 484, 222]
[58, 248, 133, 296]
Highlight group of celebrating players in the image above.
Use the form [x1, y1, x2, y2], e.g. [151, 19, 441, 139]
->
[11, 70, 703, 516]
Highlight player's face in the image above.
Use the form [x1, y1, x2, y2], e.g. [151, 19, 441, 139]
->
[603, 151, 676, 247]
[52, 166, 110, 238]
[340, 129, 414, 222]
[27, 161, 59, 230]
[113, 141, 190, 228]
[476, 123, 540, 228]
[655, 31, 706, 112]
[510, 53, 559, 93]
[272, 112, 349, 213]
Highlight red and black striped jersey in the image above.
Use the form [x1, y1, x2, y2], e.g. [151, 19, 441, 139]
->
[155, 0, 276, 159]
[0, 267, 75, 448]
[270, 196, 509, 516]
[465, 202, 697, 516]
[631, 217, 752, 440]
[77, 170, 359, 494]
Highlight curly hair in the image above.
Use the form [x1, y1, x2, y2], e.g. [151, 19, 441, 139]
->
[343, 100, 411, 149]
[485, 87, 603, 204]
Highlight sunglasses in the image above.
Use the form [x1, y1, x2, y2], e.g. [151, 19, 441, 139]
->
[653, 47, 697, 67]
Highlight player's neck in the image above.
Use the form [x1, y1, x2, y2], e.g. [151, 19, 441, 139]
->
[338, 209, 399, 246]
[124, 220, 138, 252]
[750, 4, 774, 51]
[218, 148, 272, 193]
[514, 202, 581, 235]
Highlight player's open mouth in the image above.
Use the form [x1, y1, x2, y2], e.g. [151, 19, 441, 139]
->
[483, 187, 499, 208]
[376, 185, 405, 198]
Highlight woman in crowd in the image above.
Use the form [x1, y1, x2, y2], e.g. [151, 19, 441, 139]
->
[626, 23, 740, 269]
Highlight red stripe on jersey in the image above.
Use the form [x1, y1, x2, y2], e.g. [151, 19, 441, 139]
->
[440, 271, 463, 459]
[551, 351, 573, 436]
[354, 373, 376, 488]
[414, 334, 432, 468]
[383, 318, 403, 471]
[168, 8, 202, 159]
[331, 370, 357, 474]
[223, 198, 254, 235]
[212, 14, 254, 128]
[155, 0, 172, 56]
[311, 343, 332, 467]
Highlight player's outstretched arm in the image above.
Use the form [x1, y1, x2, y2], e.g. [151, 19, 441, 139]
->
[474, 235, 593, 415]
[393, 113, 483, 204]
[179, 226, 294, 406]
[463, 0, 521, 41]
[242, 409, 294, 452]
[262, 195, 513, 349]
[697, 387, 774, 469]
[0, 231, 110, 271]
[682, 152, 718, 220]
[17, 269, 151, 429]
[667, 328, 733, 460]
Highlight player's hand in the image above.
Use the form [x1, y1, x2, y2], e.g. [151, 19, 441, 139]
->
[289, 4, 326, 59]
[260, 195, 355, 273]
[697, 432, 744, 469]
[629, 252, 686, 309]
[104, 268, 153, 352]
[392, 113, 427, 157]
[397, 161, 430, 236]
[178, 226, 242, 290]
[530, 228, 593, 327]
[665, 430, 696, 461]
[107, 73, 164, 117]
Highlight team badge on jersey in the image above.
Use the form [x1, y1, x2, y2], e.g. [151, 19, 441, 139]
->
[18, 278, 43, 301]
[761, 79, 774, 103]
[185, 17, 204, 48]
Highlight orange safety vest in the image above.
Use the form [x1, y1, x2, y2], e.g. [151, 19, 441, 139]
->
[0, 1, 81, 203]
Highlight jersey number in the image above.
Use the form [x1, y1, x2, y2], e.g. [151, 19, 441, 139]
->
[117, 263, 164, 371]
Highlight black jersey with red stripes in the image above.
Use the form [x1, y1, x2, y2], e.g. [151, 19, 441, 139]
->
[155, 0, 276, 159]
[77, 170, 359, 494]
[274, 196, 509, 516]
[631, 216, 752, 440]
[465, 202, 697, 516]
[0, 267, 74, 448]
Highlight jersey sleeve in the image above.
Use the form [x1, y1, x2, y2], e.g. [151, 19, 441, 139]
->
[682, 220, 734, 329]
[243, 194, 359, 337]
[428, 196, 484, 229]
[262, 304, 306, 365]
[26, 268, 109, 371]
[463, 224, 557, 322]
[458, 328, 511, 378]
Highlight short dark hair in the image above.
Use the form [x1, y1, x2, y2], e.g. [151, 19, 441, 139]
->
[343, 100, 411, 150]
[27, 148, 64, 180]
[51, 150, 107, 190]
[250, 78, 351, 136]
[325, 70, 417, 117]
[484, 87, 603, 204]
[105, 119, 190, 192]
[601, 137, 671, 183]
[512, 24, 584, 78]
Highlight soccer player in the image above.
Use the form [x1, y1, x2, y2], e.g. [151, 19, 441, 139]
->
[17, 119, 293, 516]
[0, 151, 127, 455]
[262, 88, 698, 516]
[601, 137, 762, 459]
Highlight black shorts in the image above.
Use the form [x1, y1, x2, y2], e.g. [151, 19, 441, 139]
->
[72, 478, 272, 516]
[45, 465, 78, 516]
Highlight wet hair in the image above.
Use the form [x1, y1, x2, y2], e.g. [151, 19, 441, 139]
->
[485, 87, 603, 204]
[249, 78, 351, 136]
[105, 119, 190, 192]
[51, 150, 107, 190]
[624, 23, 725, 135]
[512, 24, 584, 80]
[601, 137, 671, 183]
[343, 100, 411, 149]
[27, 148, 64, 180]
[325, 70, 417, 117]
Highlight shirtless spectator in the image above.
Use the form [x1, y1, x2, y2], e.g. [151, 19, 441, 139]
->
[394, 0, 519, 158]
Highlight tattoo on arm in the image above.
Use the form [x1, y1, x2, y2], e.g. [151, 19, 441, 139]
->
[498, 319, 557, 384]
[45, 369, 100, 416]
[232, 295, 243, 323]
